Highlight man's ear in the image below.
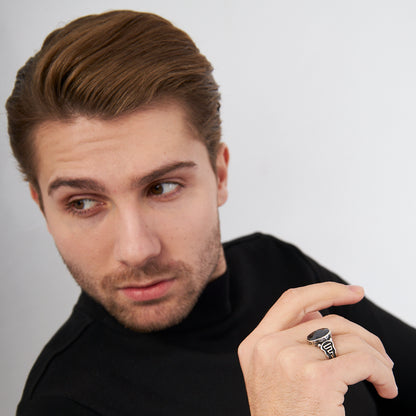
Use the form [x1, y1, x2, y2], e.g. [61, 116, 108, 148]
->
[215, 143, 229, 207]
[29, 183, 44, 212]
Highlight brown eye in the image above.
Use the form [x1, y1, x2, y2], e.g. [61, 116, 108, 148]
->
[73, 200, 86, 209]
[150, 184, 164, 195]
[149, 182, 179, 197]
[65, 198, 102, 217]
[71, 199, 96, 211]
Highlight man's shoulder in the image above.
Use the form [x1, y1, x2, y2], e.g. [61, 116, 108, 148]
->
[223, 232, 310, 266]
[19, 302, 94, 403]
[223, 232, 344, 286]
[223, 232, 297, 253]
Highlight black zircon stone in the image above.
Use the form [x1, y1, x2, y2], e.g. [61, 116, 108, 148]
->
[307, 328, 330, 342]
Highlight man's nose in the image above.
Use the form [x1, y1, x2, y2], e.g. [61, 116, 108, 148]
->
[113, 207, 162, 268]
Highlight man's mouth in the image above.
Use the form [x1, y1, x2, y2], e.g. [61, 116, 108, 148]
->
[119, 278, 176, 302]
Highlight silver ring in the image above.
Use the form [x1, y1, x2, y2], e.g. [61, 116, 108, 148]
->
[307, 328, 337, 359]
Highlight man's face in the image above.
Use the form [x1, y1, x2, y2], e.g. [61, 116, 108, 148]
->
[32, 101, 229, 332]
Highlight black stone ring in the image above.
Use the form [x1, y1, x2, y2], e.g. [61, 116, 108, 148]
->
[307, 328, 337, 359]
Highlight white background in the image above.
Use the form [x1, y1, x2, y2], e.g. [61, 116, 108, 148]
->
[1, 1, 415, 414]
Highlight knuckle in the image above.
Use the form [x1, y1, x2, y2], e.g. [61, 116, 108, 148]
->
[364, 352, 380, 370]
[253, 334, 277, 358]
[302, 361, 331, 384]
[238, 333, 257, 358]
[275, 346, 309, 380]
[237, 341, 248, 360]
[368, 333, 385, 352]
[238, 334, 277, 366]
[276, 345, 299, 368]
[280, 287, 300, 305]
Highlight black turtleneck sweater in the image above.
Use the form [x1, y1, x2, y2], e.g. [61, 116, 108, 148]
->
[17, 233, 415, 415]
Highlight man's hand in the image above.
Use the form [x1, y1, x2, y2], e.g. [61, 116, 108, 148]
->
[237, 282, 398, 416]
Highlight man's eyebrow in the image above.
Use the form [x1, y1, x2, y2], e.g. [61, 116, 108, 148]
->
[48, 178, 107, 196]
[47, 161, 197, 196]
[134, 161, 197, 186]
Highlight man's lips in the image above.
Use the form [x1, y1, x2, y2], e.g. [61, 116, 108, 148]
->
[119, 278, 175, 302]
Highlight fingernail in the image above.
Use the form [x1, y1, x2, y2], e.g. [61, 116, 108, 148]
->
[348, 285, 364, 295]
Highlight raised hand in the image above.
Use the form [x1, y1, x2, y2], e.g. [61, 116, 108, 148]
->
[237, 282, 398, 416]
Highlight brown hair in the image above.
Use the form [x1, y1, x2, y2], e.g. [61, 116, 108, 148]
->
[6, 10, 221, 193]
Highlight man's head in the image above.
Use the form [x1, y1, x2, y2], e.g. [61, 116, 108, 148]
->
[6, 10, 229, 332]
[6, 10, 222, 201]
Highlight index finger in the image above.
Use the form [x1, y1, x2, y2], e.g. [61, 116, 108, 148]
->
[253, 282, 364, 338]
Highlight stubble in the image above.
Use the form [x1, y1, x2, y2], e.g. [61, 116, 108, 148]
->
[61, 222, 224, 332]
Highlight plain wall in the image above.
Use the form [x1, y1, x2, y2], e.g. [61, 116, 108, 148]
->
[1, 1, 415, 414]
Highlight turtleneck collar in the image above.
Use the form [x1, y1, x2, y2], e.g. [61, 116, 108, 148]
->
[76, 267, 232, 336]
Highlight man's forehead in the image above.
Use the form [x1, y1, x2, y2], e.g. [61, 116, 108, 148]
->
[32, 103, 211, 193]
[34, 101, 199, 149]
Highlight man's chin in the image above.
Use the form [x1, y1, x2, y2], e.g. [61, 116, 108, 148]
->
[103, 295, 198, 333]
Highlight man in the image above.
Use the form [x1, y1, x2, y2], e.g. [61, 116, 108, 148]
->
[6, 10, 415, 415]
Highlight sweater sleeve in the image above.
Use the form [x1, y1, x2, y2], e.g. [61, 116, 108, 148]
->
[300, 252, 416, 415]
[17, 396, 101, 416]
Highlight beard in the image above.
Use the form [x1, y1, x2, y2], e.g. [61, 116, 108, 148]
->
[61, 222, 224, 332]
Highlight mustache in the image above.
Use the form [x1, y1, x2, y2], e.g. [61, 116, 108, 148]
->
[102, 259, 191, 287]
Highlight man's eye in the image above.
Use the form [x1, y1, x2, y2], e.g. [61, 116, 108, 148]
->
[66, 198, 99, 215]
[149, 182, 179, 196]
[72, 199, 96, 210]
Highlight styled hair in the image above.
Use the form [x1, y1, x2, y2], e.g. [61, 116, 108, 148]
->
[6, 10, 221, 192]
